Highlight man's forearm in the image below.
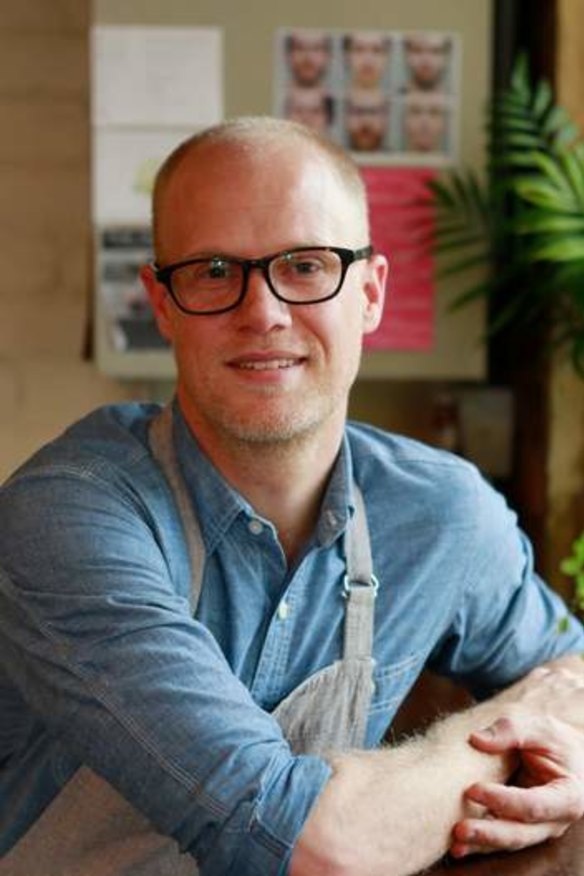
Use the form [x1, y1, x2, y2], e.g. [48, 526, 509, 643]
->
[291, 656, 584, 876]
[290, 696, 517, 876]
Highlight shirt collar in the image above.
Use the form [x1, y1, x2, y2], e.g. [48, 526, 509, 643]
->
[171, 401, 354, 553]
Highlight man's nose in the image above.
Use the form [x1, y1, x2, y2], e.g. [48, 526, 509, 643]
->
[236, 266, 293, 331]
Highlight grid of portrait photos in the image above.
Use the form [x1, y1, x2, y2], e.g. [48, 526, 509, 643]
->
[274, 28, 460, 164]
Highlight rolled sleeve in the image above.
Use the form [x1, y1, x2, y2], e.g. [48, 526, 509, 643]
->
[0, 465, 331, 871]
[429, 468, 584, 695]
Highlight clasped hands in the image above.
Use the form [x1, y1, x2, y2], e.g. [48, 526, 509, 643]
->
[451, 658, 584, 858]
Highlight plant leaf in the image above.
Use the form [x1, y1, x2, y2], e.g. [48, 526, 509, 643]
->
[532, 78, 553, 118]
[529, 238, 584, 262]
[516, 214, 584, 234]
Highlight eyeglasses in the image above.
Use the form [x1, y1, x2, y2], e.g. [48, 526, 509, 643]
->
[153, 245, 373, 316]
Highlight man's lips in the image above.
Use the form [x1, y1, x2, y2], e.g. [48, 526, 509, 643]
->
[227, 354, 307, 371]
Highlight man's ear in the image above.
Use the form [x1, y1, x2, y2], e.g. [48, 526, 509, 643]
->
[140, 264, 175, 343]
[362, 253, 388, 334]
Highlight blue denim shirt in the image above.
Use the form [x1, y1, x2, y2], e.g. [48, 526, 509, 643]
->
[1, 402, 582, 874]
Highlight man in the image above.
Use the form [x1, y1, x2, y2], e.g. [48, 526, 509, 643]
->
[284, 85, 334, 134]
[285, 30, 331, 89]
[402, 91, 449, 153]
[1, 117, 584, 876]
[403, 32, 451, 92]
[343, 31, 391, 90]
[345, 89, 390, 152]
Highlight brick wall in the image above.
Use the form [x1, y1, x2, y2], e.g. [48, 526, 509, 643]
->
[0, 1, 143, 481]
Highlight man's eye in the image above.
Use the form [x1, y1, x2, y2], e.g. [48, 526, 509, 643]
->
[206, 260, 231, 279]
[289, 258, 323, 275]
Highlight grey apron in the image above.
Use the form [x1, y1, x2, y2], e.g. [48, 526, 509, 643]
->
[1, 407, 378, 875]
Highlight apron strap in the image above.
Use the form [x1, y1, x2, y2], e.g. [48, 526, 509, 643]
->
[149, 406, 206, 610]
[343, 485, 378, 661]
[149, 406, 377, 661]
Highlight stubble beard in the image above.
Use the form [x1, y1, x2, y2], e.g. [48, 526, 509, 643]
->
[206, 381, 348, 452]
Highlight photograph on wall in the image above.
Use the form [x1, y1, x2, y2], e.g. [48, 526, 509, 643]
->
[96, 227, 167, 353]
[274, 28, 459, 164]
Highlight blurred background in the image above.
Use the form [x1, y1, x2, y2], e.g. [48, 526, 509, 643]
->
[0, 0, 582, 602]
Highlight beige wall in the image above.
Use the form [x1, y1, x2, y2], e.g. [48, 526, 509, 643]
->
[0, 1, 492, 483]
[0, 2, 146, 482]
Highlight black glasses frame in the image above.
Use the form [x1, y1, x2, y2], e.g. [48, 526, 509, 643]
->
[153, 245, 373, 315]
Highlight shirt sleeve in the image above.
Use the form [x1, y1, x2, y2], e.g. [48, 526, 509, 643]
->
[428, 466, 584, 697]
[0, 463, 331, 875]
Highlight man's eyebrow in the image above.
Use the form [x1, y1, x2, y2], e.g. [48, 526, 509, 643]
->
[174, 250, 235, 261]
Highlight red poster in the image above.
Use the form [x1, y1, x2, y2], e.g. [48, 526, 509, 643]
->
[360, 167, 436, 351]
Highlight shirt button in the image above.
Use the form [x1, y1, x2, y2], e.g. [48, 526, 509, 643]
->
[248, 519, 263, 535]
[277, 601, 290, 620]
[325, 509, 337, 527]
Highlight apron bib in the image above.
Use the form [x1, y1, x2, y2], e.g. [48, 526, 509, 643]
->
[1, 407, 378, 875]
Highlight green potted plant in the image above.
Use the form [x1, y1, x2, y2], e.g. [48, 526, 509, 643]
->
[560, 533, 584, 615]
[428, 54, 584, 611]
[430, 53, 584, 374]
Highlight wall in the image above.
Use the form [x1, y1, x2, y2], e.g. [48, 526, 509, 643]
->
[95, 0, 491, 383]
[0, 1, 145, 482]
[0, 1, 491, 483]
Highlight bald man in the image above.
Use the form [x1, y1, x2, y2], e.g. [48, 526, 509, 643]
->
[1, 118, 584, 876]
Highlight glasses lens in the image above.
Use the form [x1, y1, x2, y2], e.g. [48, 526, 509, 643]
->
[171, 257, 243, 313]
[270, 249, 342, 302]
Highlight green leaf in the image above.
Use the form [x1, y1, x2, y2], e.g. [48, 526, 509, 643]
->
[532, 151, 575, 196]
[516, 214, 584, 234]
[494, 152, 544, 169]
[561, 150, 584, 204]
[500, 132, 545, 149]
[543, 106, 578, 143]
[529, 238, 584, 262]
[510, 53, 530, 94]
[532, 78, 553, 118]
[561, 557, 581, 576]
[515, 178, 580, 211]
[427, 179, 457, 208]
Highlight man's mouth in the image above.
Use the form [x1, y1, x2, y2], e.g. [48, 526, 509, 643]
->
[235, 359, 299, 371]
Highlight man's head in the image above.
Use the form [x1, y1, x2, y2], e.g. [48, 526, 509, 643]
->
[143, 118, 386, 454]
[345, 90, 389, 152]
[284, 86, 334, 134]
[344, 32, 391, 90]
[404, 33, 450, 91]
[285, 30, 331, 88]
[402, 92, 448, 152]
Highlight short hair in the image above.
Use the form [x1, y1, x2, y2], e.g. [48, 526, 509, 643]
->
[404, 34, 451, 54]
[342, 33, 391, 54]
[285, 32, 331, 55]
[152, 116, 368, 259]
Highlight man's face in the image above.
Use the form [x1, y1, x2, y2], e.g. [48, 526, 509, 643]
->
[405, 35, 449, 90]
[288, 33, 330, 87]
[144, 142, 386, 452]
[346, 34, 390, 89]
[285, 88, 330, 133]
[346, 92, 389, 152]
[403, 93, 447, 152]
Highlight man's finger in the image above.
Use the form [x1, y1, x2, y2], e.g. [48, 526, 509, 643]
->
[465, 777, 584, 823]
[469, 715, 555, 754]
[451, 815, 569, 857]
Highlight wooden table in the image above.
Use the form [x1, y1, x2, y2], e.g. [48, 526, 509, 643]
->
[427, 818, 584, 876]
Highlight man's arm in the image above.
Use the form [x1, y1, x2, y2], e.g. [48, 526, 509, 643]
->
[451, 656, 584, 858]
[290, 659, 584, 876]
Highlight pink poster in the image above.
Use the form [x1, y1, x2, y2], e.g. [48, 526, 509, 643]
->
[360, 166, 436, 351]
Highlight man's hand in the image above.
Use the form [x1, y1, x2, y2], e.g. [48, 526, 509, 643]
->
[451, 693, 584, 858]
